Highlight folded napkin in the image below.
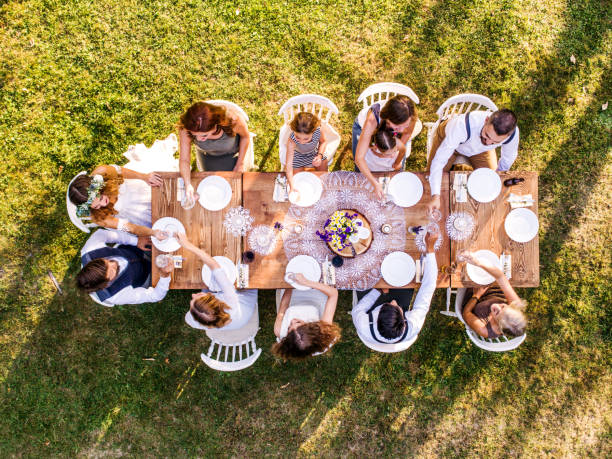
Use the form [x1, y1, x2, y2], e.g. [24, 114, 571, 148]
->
[321, 260, 336, 286]
[273, 175, 289, 202]
[237, 263, 249, 289]
[177, 177, 185, 201]
[500, 253, 512, 279]
[507, 193, 534, 208]
[415, 258, 422, 283]
[453, 173, 468, 202]
[378, 176, 390, 195]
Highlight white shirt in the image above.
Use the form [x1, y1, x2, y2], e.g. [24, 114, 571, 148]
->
[81, 229, 170, 305]
[185, 268, 257, 331]
[363, 148, 399, 172]
[351, 253, 437, 345]
[429, 111, 519, 195]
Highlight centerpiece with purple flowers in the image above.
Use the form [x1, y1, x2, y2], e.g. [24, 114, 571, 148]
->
[317, 209, 372, 258]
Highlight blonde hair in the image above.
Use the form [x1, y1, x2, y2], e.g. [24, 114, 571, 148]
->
[497, 299, 527, 336]
[271, 321, 341, 360]
[190, 294, 231, 328]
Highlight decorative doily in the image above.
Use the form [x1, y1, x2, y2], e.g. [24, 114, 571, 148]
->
[282, 171, 406, 290]
[248, 225, 277, 255]
[223, 206, 254, 237]
[446, 211, 475, 241]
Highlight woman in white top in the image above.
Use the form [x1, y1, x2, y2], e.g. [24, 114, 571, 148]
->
[272, 274, 340, 360]
[363, 121, 406, 172]
[178, 233, 257, 331]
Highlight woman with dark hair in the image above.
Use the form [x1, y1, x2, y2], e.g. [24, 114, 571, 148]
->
[272, 274, 340, 360]
[68, 165, 167, 240]
[177, 102, 250, 201]
[353, 94, 421, 199]
[362, 120, 407, 173]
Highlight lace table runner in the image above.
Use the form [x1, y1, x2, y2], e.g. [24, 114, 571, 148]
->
[282, 171, 406, 290]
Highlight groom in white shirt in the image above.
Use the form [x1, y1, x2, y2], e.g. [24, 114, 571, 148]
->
[427, 109, 518, 211]
[352, 231, 438, 347]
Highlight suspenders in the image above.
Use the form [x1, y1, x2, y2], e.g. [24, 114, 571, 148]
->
[464, 112, 516, 145]
[366, 302, 410, 344]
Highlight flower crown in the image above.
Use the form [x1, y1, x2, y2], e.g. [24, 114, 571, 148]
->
[76, 174, 105, 218]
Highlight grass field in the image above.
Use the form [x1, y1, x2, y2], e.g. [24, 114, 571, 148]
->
[0, 0, 611, 456]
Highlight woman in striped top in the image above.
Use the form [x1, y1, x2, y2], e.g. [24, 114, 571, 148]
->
[285, 112, 329, 195]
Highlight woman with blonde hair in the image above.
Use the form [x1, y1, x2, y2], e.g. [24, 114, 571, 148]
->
[272, 274, 340, 360]
[177, 233, 257, 331]
[460, 251, 527, 338]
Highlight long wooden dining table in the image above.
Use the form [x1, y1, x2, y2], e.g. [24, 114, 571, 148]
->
[151, 171, 539, 290]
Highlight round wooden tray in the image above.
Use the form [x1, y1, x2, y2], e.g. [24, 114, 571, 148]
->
[326, 210, 373, 258]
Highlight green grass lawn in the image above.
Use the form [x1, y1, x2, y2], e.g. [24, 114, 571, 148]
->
[1, 0, 610, 456]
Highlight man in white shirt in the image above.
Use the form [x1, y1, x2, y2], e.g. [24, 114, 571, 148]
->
[351, 231, 438, 347]
[427, 109, 519, 211]
[77, 229, 173, 305]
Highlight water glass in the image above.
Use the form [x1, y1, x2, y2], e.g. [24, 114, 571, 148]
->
[155, 254, 172, 269]
[181, 193, 196, 210]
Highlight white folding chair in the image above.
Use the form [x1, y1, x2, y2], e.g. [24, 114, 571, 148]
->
[196, 99, 257, 171]
[447, 287, 526, 352]
[277, 94, 341, 169]
[275, 289, 335, 356]
[66, 171, 99, 233]
[201, 303, 262, 371]
[424, 93, 498, 165]
[350, 291, 419, 353]
[89, 292, 114, 307]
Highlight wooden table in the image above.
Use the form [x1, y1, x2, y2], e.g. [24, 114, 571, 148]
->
[449, 171, 539, 288]
[151, 172, 242, 289]
[242, 171, 451, 289]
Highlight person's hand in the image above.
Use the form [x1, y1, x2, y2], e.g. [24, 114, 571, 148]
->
[186, 183, 200, 201]
[233, 160, 244, 172]
[146, 172, 163, 187]
[137, 235, 152, 251]
[312, 155, 322, 167]
[160, 261, 175, 277]
[152, 229, 168, 241]
[473, 285, 489, 298]
[428, 194, 441, 213]
[176, 232, 192, 248]
[458, 250, 478, 265]
[425, 227, 439, 252]
[374, 181, 385, 201]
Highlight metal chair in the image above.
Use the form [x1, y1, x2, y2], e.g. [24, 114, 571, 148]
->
[350, 291, 418, 353]
[201, 303, 262, 371]
[196, 99, 257, 171]
[356, 82, 422, 160]
[447, 287, 526, 352]
[278, 94, 341, 168]
[66, 171, 99, 233]
[424, 93, 498, 164]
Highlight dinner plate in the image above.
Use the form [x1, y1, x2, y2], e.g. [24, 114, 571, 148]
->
[388, 172, 423, 207]
[285, 255, 322, 290]
[466, 168, 502, 203]
[504, 208, 539, 242]
[151, 217, 186, 252]
[197, 176, 232, 211]
[289, 172, 323, 207]
[201, 256, 238, 291]
[466, 249, 503, 285]
[381, 251, 416, 287]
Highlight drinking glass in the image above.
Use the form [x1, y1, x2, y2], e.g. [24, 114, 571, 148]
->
[181, 193, 196, 210]
[155, 254, 172, 269]
[429, 208, 442, 222]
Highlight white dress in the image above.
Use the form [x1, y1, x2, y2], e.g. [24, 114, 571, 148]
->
[363, 148, 399, 172]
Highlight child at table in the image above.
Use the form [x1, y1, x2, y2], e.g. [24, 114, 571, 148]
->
[363, 121, 407, 172]
[285, 112, 329, 195]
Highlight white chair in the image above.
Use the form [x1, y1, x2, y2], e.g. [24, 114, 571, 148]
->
[350, 291, 418, 353]
[196, 99, 256, 172]
[89, 292, 114, 307]
[446, 287, 526, 352]
[275, 289, 335, 356]
[278, 94, 341, 169]
[201, 303, 261, 371]
[424, 93, 498, 164]
[356, 82, 422, 160]
[66, 171, 99, 233]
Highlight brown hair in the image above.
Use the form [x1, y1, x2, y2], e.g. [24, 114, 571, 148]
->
[77, 259, 110, 292]
[380, 94, 416, 125]
[190, 293, 232, 328]
[289, 112, 321, 135]
[68, 170, 123, 223]
[489, 109, 517, 135]
[178, 102, 235, 137]
[271, 321, 341, 360]
[496, 299, 527, 336]
[372, 120, 397, 152]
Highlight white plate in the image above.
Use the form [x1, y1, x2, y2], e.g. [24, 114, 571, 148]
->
[285, 255, 322, 290]
[201, 256, 238, 291]
[505, 208, 539, 242]
[466, 249, 503, 285]
[466, 168, 502, 203]
[388, 172, 423, 207]
[197, 176, 232, 211]
[151, 217, 186, 252]
[381, 251, 416, 287]
[289, 172, 323, 207]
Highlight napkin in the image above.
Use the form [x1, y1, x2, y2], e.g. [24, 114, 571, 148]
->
[273, 175, 289, 202]
[415, 258, 422, 283]
[507, 193, 534, 208]
[378, 176, 391, 195]
[177, 178, 185, 201]
[237, 263, 249, 288]
[500, 253, 512, 279]
[454, 173, 468, 202]
[321, 260, 336, 286]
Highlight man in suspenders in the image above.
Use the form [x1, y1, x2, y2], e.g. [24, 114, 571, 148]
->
[426, 109, 519, 212]
[77, 229, 173, 305]
[351, 230, 438, 347]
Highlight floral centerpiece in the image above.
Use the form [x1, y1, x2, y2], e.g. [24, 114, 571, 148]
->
[316, 210, 362, 252]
